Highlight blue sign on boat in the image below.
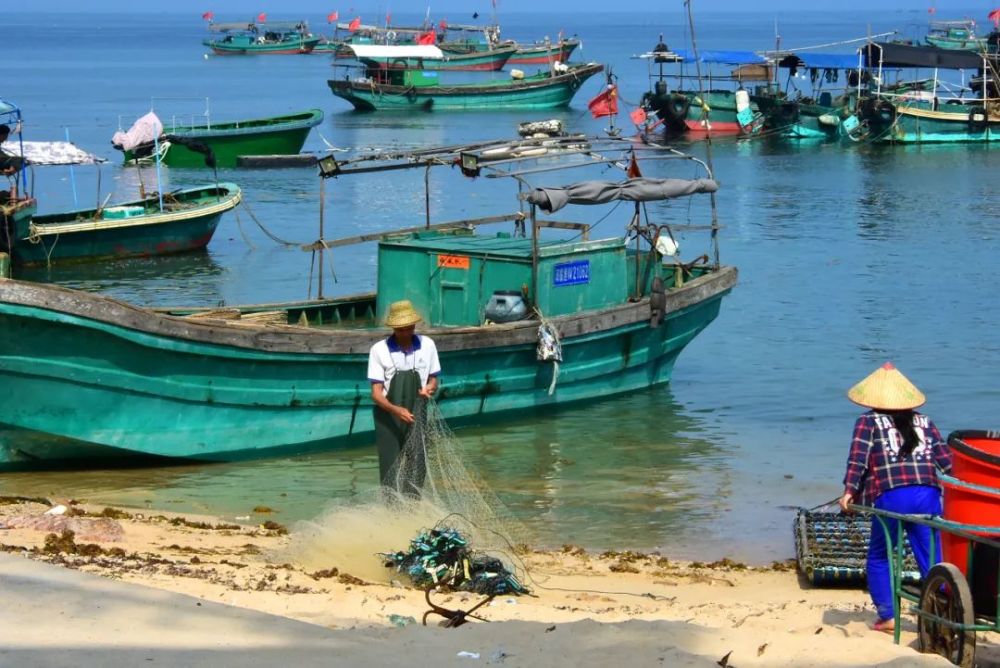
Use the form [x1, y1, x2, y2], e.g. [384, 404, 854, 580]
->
[553, 260, 590, 286]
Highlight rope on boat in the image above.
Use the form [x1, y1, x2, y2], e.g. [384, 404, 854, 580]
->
[232, 207, 257, 250]
[237, 198, 301, 247]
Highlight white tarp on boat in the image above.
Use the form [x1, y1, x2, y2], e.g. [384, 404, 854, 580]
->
[2, 141, 105, 165]
[347, 44, 444, 59]
[110, 112, 163, 152]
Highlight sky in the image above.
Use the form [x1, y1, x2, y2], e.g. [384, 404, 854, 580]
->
[13, 1, 1000, 14]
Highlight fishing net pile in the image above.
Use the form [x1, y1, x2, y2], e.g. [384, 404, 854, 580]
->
[381, 526, 528, 595]
[286, 398, 528, 589]
[379, 399, 528, 593]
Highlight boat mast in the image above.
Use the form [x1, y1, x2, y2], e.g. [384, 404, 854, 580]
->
[684, 0, 720, 267]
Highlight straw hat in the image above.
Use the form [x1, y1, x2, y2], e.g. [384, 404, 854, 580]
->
[383, 300, 421, 329]
[847, 362, 926, 410]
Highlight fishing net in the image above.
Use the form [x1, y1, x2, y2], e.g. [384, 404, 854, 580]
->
[285, 398, 528, 588]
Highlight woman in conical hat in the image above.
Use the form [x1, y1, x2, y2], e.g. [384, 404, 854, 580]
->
[838, 362, 952, 633]
[367, 300, 441, 496]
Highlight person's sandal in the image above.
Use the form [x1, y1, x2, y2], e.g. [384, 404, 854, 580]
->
[873, 617, 895, 633]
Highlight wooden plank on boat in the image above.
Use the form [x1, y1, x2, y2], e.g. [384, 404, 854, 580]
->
[0, 265, 736, 356]
[236, 154, 319, 169]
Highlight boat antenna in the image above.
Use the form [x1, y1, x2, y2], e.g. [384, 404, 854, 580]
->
[684, 0, 720, 267]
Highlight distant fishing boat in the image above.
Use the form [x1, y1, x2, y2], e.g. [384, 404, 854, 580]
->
[0, 136, 735, 468]
[345, 43, 516, 71]
[437, 24, 581, 66]
[508, 37, 581, 66]
[328, 62, 603, 111]
[6, 184, 241, 266]
[112, 108, 324, 167]
[204, 20, 320, 54]
[639, 41, 766, 137]
[924, 19, 987, 51]
[855, 42, 1000, 143]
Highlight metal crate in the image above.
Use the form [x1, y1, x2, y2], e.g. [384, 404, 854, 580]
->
[794, 504, 920, 586]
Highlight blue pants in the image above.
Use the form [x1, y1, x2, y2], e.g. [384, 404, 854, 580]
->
[868, 485, 943, 620]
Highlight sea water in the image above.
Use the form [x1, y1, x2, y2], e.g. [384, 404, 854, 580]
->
[1, 8, 998, 563]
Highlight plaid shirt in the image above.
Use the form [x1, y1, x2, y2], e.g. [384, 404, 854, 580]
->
[843, 410, 952, 506]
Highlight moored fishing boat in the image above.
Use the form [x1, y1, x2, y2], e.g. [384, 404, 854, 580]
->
[346, 43, 516, 71]
[5, 184, 241, 265]
[203, 20, 320, 55]
[328, 62, 603, 111]
[508, 37, 581, 66]
[0, 136, 736, 468]
[854, 42, 1000, 143]
[924, 19, 987, 51]
[639, 41, 766, 137]
[437, 24, 581, 66]
[112, 108, 323, 167]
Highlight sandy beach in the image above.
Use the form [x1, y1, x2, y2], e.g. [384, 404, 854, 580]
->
[1, 496, 993, 667]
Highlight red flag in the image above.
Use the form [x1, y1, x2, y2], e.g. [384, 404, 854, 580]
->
[257, 12, 267, 23]
[629, 107, 647, 125]
[627, 152, 642, 178]
[927, 6, 936, 13]
[327, 10, 339, 23]
[587, 85, 618, 119]
[385, 11, 391, 25]
[417, 31, 436, 45]
[348, 16, 361, 31]
[990, 8, 1000, 26]
[439, 19, 448, 30]
[201, 11, 214, 21]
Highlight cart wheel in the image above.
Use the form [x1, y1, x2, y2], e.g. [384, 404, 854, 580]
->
[918, 563, 976, 668]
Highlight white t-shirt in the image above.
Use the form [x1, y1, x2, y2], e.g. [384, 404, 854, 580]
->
[367, 334, 441, 396]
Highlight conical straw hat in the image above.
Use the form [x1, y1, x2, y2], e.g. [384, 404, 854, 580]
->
[847, 362, 926, 410]
[383, 300, 422, 328]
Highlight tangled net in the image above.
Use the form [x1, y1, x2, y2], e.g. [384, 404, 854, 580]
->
[286, 399, 528, 588]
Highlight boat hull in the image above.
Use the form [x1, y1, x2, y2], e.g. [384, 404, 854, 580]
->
[203, 37, 320, 55]
[508, 40, 580, 65]
[863, 102, 1000, 143]
[328, 64, 603, 111]
[0, 266, 735, 467]
[7, 184, 241, 265]
[121, 110, 323, 168]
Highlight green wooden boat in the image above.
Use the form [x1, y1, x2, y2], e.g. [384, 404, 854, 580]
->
[856, 42, 1000, 143]
[114, 109, 324, 168]
[328, 62, 603, 111]
[204, 21, 320, 55]
[0, 137, 735, 468]
[924, 20, 987, 51]
[3, 184, 241, 266]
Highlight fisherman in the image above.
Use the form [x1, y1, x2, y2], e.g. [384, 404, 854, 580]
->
[368, 300, 440, 495]
[0, 124, 23, 202]
[838, 362, 951, 633]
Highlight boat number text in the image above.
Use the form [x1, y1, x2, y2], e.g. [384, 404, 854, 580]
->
[553, 260, 590, 286]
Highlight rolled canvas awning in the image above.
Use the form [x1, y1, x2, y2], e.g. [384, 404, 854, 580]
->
[526, 178, 719, 213]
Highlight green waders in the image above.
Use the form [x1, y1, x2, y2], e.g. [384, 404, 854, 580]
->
[373, 368, 426, 495]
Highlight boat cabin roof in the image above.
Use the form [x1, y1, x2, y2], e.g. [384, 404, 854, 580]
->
[209, 21, 308, 33]
[347, 44, 445, 59]
[381, 231, 622, 259]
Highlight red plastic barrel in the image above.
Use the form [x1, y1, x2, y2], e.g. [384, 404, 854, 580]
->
[940, 472, 1000, 576]
[948, 430, 1000, 488]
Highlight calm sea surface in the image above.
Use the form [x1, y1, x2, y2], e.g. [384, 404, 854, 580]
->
[1, 8, 997, 563]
